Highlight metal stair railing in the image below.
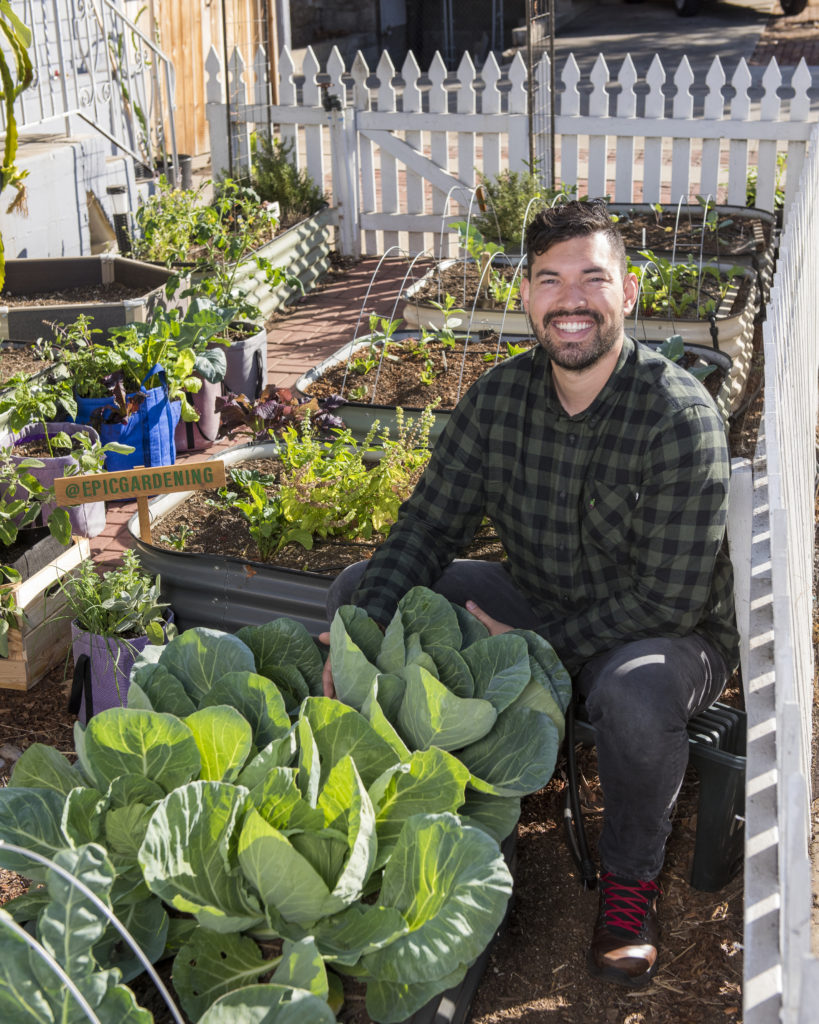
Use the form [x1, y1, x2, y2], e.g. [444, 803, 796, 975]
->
[3, 0, 178, 181]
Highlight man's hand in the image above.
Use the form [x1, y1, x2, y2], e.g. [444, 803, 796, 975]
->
[318, 631, 334, 697]
[465, 600, 513, 635]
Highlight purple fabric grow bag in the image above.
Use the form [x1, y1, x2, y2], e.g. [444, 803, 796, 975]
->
[3, 421, 107, 538]
[69, 612, 175, 724]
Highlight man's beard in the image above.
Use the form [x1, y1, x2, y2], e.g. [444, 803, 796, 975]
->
[532, 308, 623, 371]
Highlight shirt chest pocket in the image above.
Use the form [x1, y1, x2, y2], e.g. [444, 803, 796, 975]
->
[581, 482, 640, 559]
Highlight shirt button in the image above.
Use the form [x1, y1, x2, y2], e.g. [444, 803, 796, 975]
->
[559, 490, 567, 500]
[568, 434, 577, 445]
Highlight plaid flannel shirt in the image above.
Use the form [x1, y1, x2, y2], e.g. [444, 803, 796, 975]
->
[352, 336, 739, 676]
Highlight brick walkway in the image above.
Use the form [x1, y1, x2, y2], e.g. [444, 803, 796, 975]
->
[751, 2, 819, 65]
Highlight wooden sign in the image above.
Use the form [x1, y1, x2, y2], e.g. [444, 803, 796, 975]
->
[54, 460, 226, 544]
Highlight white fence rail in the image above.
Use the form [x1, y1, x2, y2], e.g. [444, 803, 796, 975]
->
[206, 44, 817, 257]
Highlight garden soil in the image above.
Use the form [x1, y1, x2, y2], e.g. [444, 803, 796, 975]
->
[0, 324, 763, 1024]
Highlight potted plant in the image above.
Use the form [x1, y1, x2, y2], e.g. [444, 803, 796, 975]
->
[0, 369, 131, 537]
[46, 304, 229, 470]
[61, 549, 175, 723]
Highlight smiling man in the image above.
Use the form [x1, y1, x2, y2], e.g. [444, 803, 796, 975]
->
[323, 200, 739, 989]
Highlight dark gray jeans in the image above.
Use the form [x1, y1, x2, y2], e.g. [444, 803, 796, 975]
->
[328, 559, 729, 882]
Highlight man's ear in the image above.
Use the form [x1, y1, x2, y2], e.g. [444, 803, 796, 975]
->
[623, 271, 639, 315]
[520, 273, 530, 313]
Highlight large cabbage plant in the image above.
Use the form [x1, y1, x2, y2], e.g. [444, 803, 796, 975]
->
[0, 588, 570, 1023]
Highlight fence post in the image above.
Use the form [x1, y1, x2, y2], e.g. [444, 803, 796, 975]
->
[205, 46, 230, 179]
[327, 106, 359, 258]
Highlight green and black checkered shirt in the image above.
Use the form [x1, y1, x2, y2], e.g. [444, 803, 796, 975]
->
[352, 336, 739, 676]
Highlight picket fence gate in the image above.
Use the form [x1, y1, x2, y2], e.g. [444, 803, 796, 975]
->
[206, 44, 817, 258]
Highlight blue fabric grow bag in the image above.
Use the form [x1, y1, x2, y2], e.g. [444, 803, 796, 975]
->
[74, 368, 181, 471]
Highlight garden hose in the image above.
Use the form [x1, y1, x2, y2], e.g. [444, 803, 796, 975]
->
[563, 700, 598, 890]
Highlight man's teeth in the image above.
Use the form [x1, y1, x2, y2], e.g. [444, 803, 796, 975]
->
[554, 321, 591, 333]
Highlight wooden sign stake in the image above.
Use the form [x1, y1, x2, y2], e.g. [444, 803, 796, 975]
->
[54, 460, 228, 549]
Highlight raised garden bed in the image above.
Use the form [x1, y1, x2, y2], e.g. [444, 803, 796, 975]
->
[0, 532, 90, 691]
[403, 256, 759, 413]
[297, 329, 532, 442]
[0, 254, 178, 341]
[129, 440, 504, 636]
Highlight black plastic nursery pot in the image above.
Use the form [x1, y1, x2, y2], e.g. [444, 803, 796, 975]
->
[0, 254, 178, 341]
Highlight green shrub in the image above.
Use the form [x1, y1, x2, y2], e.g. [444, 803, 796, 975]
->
[252, 135, 326, 226]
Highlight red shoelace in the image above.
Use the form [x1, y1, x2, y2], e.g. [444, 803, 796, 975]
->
[599, 872, 660, 936]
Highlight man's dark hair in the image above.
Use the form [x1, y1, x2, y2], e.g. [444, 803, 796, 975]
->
[524, 199, 627, 277]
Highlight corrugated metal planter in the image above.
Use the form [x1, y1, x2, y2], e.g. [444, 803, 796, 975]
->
[403, 257, 759, 353]
[403, 257, 759, 412]
[0, 254, 177, 341]
[295, 329, 531, 443]
[128, 441, 335, 636]
[190, 206, 335, 321]
[608, 202, 777, 302]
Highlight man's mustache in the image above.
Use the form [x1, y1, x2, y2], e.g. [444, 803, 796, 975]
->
[542, 309, 604, 326]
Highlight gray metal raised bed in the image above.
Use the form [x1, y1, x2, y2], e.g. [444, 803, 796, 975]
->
[403, 255, 759, 355]
[190, 205, 335, 321]
[0, 254, 177, 341]
[128, 440, 335, 636]
[295, 328, 532, 443]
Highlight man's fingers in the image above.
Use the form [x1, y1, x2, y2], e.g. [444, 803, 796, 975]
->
[318, 631, 331, 646]
[465, 600, 513, 635]
[322, 656, 335, 698]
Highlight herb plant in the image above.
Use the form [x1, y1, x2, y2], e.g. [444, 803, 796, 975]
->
[59, 549, 173, 644]
[472, 164, 578, 249]
[214, 408, 434, 558]
[252, 133, 327, 225]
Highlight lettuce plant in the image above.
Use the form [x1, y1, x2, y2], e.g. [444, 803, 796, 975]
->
[0, 589, 561, 1023]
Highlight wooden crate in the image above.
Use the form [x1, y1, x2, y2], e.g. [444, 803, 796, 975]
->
[1, 538, 91, 692]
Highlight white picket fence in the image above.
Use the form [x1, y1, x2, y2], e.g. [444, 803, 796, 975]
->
[748, 119, 819, 1024]
[204, 43, 819, 1024]
[206, 45, 817, 257]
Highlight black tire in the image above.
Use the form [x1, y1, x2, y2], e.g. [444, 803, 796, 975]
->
[674, 0, 702, 15]
[780, 0, 808, 14]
